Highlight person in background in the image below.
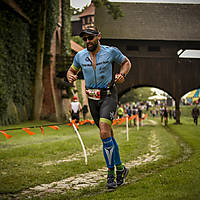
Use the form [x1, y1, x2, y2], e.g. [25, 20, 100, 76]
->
[69, 96, 82, 124]
[163, 105, 168, 126]
[138, 105, 143, 126]
[132, 104, 138, 126]
[126, 105, 132, 126]
[117, 104, 124, 119]
[173, 109, 176, 120]
[160, 105, 164, 123]
[82, 104, 88, 120]
[192, 104, 199, 126]
[168, 107, 172, 119]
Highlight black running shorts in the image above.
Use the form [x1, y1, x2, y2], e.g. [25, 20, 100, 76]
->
[88, 87, 118, 127]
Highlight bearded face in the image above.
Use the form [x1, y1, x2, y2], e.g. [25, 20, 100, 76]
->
[87, 40, 98, 52]
[82, 34, 99, 52]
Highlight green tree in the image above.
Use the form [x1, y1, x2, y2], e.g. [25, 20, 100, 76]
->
[92, 0, 123, 19]
[120, 87, 154, 104]
[70, 6, 82, 15]
[72, 36, 85, 47]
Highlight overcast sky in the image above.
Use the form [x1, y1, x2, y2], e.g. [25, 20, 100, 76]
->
[71, 0, 200, 9]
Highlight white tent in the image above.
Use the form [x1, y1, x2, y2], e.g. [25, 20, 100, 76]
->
[148, 95, 167, 100]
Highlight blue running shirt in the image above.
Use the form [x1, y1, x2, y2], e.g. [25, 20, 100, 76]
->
[71, 45, 126, 89]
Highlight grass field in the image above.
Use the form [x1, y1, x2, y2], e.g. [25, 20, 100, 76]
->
[0, 110, 200, 200]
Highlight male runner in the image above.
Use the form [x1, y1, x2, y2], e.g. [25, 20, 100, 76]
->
[67, 26, 131, 189]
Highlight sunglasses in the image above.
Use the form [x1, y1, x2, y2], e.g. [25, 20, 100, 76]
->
[82, 35, 95, 41]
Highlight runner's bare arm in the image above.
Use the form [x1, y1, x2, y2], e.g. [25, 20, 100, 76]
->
[67, 66, 79, 83]
[115, 57, 131, 83]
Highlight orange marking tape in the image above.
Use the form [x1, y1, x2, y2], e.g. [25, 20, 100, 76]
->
[48, 126, 59, 130]
[0, 130, 12, 139]
[22, 128, 36, 135]
[40, 126, 45, 135]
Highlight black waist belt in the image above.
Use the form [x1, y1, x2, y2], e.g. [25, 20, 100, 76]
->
[86, 86, 114, 100]
[100, 88, 112, 98]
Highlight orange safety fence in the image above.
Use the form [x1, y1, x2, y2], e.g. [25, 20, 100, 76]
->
[0, 114, 148, 139]
[112, 114, 148, 126]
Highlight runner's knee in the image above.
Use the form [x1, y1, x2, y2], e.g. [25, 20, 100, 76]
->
[99, 122, 111, 139]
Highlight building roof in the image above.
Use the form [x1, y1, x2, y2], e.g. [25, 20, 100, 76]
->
[79, 2, 95, 18]
[70, 40, 84, 52]
[95, 3, 200, 41]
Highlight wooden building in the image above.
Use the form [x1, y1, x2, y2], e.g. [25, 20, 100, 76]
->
[95, 2, 200, 123]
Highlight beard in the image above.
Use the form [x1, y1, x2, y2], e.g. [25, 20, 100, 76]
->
[87, 42, 98, 52]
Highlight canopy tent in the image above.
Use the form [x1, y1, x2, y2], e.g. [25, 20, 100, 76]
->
[186, 89, 200, 103]
[148, 95, 167, 100]
[186, 90, 197, 98]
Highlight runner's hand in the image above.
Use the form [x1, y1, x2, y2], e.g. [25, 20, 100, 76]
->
[115, 73, 125, 84]
[68, 74, 78, 83]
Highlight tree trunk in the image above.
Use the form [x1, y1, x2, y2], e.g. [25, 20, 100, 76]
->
[62, 0, 71, 69]
[33, 0, 47, 120]
[61, 0, 71, 121]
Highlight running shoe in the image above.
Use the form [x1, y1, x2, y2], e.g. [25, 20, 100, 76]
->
[107, 174, 117, 189]
[116, 166, 129, 186]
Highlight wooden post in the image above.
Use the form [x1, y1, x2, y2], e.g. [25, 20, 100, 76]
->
[175, 99, 181, 124]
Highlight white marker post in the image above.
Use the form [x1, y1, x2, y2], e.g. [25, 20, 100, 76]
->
[126, 116, 129, 141]
[137, 115, 139, 131]
[72, 123, 88, 165]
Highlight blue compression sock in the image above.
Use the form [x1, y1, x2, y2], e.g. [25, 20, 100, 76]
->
[112, 137, 122, 166]
[102, 136, 115, 168]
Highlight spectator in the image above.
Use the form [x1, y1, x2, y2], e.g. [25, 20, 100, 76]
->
[82, 104, 88, 120]
[160, 105, 164, 123]
[192, 104, 199, 126]
[132, 105, 138, 126]
[138, 106, 143, 126]
[168, 108, 172, 119]
[173, 109, 176, 120]
[69, 96, 82, 124]
[163, 105, 168, 126]
[117, 104, 124, 119]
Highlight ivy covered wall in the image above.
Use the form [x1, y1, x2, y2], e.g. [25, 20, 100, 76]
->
[0, 2, 35, 125]
[0, 0, 60, 125]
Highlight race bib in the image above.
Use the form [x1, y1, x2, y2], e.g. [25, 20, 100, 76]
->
[86, 89, 101, 100]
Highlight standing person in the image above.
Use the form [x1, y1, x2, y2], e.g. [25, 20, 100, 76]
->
[69, 96, 82, 124]
[163, 105, 168, 126]
[67, 26, 131, 189]
[192, 104, 199, 125]
[168, 107, 172, 119]
[138, 105, 143, 126]
[117, 104, 124, 119]
[160, 105, 164, 123]
[132, 104, 137, 126]
[82, 104, 88, 120]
